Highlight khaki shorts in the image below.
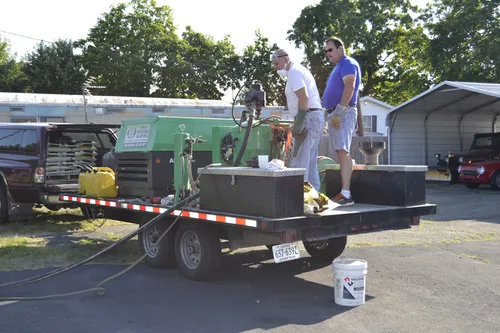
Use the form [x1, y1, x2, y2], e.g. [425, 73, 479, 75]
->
[327, 106, 357, 152]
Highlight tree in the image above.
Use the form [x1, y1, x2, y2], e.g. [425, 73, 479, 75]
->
[75, 0, 180, 97]
[154, 26, 241, 99]
[0, 37, 27, 92]
[423, 0, 500, 82]
[22, 39, 85, 94]
[286, 0, 433, 105]
[239, 30, 286, 106]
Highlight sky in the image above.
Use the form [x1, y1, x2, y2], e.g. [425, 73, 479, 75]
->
[0, 0, 429, 100]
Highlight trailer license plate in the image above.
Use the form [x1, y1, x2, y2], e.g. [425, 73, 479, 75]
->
[272, 242, 300, 264]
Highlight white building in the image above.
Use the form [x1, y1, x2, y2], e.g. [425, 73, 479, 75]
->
[358, 96, 394, 136]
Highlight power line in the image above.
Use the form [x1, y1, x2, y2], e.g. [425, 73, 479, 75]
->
[0, 29, 53, 44]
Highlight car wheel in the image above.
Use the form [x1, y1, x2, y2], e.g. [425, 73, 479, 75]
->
[490, 171, 500, 190]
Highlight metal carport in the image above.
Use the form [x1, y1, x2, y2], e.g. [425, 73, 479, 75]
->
[387, 81, 500, 166]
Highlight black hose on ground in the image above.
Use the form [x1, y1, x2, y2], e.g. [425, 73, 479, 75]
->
[0, 192, 200, 293]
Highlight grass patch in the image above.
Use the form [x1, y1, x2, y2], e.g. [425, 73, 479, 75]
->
[0, 207, 138, 271]
[0, 208, 130, 236]
[0, 235, 142, 271]
[456, 252, 491, 264]
[347, 242, 381, 248]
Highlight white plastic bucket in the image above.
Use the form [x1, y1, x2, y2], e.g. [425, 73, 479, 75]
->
[332, 258, 368, 306]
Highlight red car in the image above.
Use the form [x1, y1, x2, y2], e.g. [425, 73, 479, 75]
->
[458, 160, 500, 190]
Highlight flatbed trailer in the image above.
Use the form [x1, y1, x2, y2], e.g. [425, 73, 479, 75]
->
[59, 194, 436, 281]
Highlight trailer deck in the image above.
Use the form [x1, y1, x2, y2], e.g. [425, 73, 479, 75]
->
[59, 194, 436, 233]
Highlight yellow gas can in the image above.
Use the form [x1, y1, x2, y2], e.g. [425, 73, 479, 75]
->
[78, 167, 118, 198]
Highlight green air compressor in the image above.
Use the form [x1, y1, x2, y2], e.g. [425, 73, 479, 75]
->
[113, 82, 292, 202]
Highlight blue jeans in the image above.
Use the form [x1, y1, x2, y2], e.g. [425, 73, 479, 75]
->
[289, 110, 325, 191]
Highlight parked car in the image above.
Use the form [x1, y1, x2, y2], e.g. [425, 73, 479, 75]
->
[0, 122, 119, 224]
[458, 160, 500, 190]
[434, 132, 500, 183]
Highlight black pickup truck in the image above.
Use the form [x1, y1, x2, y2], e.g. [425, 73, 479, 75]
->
[0, 122, 118, 223]
[434, 132, 500, 183]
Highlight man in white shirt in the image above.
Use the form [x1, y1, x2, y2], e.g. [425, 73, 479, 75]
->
[271, 49, 324, 191]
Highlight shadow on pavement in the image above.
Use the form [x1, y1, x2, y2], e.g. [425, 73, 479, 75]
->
[0, 248, 374, 332]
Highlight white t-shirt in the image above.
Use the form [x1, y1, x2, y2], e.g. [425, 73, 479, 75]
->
[284, 62, 322, 118]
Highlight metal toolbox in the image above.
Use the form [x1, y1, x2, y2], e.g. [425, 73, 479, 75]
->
[325, 164, 427, 206]
[198, 167, 305, 218]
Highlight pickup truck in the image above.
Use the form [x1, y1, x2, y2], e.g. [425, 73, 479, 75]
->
[0, 122, 118, 224]
[434, 132, 500, 183]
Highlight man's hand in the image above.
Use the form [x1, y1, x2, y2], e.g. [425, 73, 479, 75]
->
[291, 110, 308, 137]
[331, 103, 347, 118]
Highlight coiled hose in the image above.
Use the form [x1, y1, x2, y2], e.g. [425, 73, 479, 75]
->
[0, 164, 216, 300]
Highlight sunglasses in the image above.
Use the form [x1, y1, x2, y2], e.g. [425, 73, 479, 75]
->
[324, 48, 335, 54]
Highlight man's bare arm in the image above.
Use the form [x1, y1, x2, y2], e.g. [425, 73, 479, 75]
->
[294, 87, 309, 110]
[341, 74, 355, 106]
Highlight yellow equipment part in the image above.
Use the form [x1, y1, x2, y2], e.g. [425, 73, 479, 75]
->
[78, 167, 118, 198]
[303, 182, 332, 214]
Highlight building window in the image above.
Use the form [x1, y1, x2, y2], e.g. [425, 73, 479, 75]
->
[362, 115, 377, 133]
[153, 106, 165, 113]
[11, 117, 37, 123]
[9, 106, 24, 112]
[106, 108, 122, 114]
[40, 117, 65, 123]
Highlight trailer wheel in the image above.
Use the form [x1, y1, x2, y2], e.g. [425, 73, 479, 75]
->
[303, 236, 347, 262]
[175, 221, 221, 281]
[138, 216, 176, 269]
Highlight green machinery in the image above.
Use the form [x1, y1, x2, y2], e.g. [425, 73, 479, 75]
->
[113, 82, 295, 204]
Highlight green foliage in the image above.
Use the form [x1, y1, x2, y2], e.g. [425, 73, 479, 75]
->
[4, 0, 497, 107]
[23, 39, 85, 94]
[423, 0, 500, 82]
[286, 0, 433, 105]
[154, 25, 241, 99]
[0, 37, 27, 92]
[239, 30, 286, 106]
[75, 0, 179, 97]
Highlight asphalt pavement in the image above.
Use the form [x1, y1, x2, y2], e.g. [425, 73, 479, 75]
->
[1, 184, 499, 333]
[1, 240, 499, 333]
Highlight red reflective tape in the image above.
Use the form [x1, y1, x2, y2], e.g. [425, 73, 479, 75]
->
[59, 196, 258, 228]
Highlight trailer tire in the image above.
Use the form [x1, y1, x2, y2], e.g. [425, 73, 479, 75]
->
[138, 216, 176, 269]
[175, 221, 221, 281]
[303, 236, 347, 262]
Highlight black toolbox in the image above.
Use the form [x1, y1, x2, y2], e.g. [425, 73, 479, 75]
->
[198, 167, 305, 218]
[325, 164, 427, 206]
